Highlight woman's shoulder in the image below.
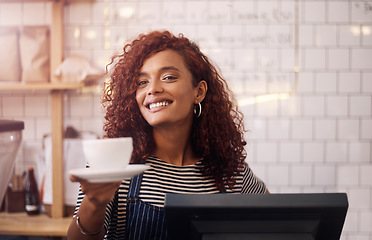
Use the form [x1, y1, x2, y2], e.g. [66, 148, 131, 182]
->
[240, 162, 267, 194]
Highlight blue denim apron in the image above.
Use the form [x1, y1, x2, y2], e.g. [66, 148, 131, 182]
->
[124, 174, 168, 240]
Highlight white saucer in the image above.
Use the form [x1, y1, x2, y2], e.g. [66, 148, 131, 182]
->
[68, 165, 151, 183]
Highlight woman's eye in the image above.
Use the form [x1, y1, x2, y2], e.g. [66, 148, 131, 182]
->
[162, 75, 177, 81]
[137, 80, 148, 87]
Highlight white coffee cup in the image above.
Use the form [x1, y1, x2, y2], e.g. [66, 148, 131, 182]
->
[82, 137, 133, 170]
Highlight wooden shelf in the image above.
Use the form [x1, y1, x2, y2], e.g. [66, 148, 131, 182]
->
[0, 212, 71, 237]
[0, 0, 53, 2]
[0, 0, 94, 2]
[0, 0, 67, 221]
[0, 2, 99, 239]
[0, 82, 84, 91]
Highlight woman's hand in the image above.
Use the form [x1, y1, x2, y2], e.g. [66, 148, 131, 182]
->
[67, 176, 122, 240]
[70, 175, 122, 208]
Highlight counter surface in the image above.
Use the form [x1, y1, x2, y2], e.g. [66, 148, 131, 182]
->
[0, 212, 71, 236]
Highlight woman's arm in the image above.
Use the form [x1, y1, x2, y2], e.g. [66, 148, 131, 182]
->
[67, 176, 121, 240]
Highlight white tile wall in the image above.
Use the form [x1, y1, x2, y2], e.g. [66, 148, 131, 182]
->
[268, 119, 290, 139]
[339, 72, 361, 93]
[303, 96, 325, 116]
[1, 0, 372, 239]
[24, 95, 49, 117]
[256, 142, 278, 163]
[280, 96, 301, 116]
[350, 96, 372, 116]
[364, 25, 372, 45]
[268, 164, 290, 186]
[67, 2, 92, 25]
[292, 119, 313, 139]
[352, 49, 372, 69]
[362, 73, 372, 93]
[339, 119, 359, 139]
[339, 25, 361, 46]
[316, 25, 338, 47]
[328, 1, 349, 23]
[0, 3, 22, 25]
[315, 72, 338, 93]
[329, 49, 350, 70]
[303, 142, 324, 163]
[23, 2, 48, 25]
[361, 165, 372, 185]
[326, 142, 348, 163]
[279, 142, 301, 163]
[304, 48, 326, 69]
[327, 96, 348, 116]
[349, 142, 371, 163]
[361, 119, 372, 139]
[314, 165, 336, 186]
[303, 2, 326, 23]
[291, 164, 312, 186]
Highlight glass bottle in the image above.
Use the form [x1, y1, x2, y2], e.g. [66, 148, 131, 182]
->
[25, 166, 40, 215]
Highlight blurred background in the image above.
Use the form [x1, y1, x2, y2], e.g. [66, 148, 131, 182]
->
[0, 0, 371, 239]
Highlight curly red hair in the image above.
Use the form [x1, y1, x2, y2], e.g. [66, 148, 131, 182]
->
[103, 30, 247, 191]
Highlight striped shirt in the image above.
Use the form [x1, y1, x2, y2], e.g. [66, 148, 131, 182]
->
[74, 156, 267, 239]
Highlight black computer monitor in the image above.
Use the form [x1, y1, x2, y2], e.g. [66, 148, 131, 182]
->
[164, 193, 348, 240]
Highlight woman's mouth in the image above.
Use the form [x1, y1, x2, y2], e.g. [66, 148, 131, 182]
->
[147, 101, 172, 110]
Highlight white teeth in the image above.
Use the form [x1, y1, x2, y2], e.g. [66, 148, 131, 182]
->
[149, 101, 169, 110]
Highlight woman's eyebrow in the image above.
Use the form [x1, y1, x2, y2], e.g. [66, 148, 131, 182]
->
[138, 71, 148, 77]
[138, 66, 181, 77]
[160, 66, 180, 72]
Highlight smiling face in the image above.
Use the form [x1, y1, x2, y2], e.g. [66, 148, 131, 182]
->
[135, 49, 204, 129]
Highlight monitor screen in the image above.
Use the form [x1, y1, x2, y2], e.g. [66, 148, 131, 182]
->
[164, 193, 348, 240]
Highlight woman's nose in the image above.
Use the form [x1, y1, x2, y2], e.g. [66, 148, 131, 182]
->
[147, 79, 163, 95]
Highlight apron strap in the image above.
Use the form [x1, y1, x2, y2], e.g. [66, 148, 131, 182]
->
[127, 173, 143, 199]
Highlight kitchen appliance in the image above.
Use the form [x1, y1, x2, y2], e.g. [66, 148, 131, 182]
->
[0, 119, 24, 204]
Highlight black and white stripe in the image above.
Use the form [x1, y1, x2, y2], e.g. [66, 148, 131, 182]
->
[73, 155, 267, 239]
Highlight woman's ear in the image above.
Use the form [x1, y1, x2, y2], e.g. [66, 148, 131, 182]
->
[195, 80, 207, 103]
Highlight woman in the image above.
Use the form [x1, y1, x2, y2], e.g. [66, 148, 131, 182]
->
[68, 30, 268, 240]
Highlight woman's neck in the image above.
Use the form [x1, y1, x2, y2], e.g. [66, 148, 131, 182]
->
[152, 124, 199, 166]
